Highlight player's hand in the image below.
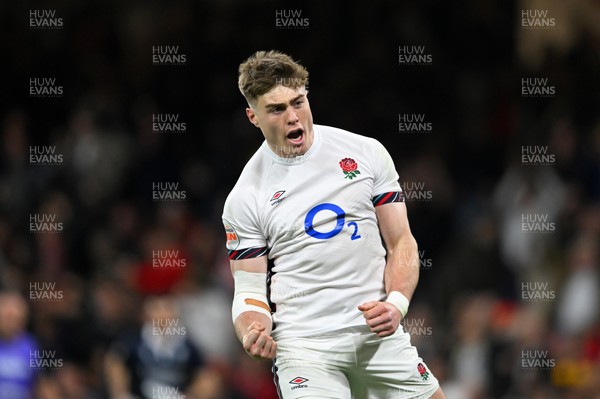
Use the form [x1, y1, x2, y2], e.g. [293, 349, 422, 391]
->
[358, 301, 402, 337]
[242, 321, 277, 360]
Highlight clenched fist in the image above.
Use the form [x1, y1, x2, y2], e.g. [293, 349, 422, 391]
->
[358, 301, 402, 337]
[242, 321, 278, 360]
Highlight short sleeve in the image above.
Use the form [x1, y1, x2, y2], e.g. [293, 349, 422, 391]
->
[222, 188, 268, 260]
[371, 139, 402, 196]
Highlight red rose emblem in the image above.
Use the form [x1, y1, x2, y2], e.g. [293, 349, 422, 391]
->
[339, 158, 361, 179]
[417, 363, 430, 381]
[339, 158, 358, 172]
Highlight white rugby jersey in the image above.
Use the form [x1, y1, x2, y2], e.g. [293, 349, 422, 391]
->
[222, 124, 404, 340]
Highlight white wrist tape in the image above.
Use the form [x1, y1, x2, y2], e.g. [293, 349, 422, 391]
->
[232, 270, 272, 323]
[386, 291, 410, 318]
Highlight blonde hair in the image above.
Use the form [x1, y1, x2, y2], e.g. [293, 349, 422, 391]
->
[238, 50, 309, 105]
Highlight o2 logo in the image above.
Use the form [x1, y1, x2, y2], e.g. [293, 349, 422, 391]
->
[304, 203, 361, 240]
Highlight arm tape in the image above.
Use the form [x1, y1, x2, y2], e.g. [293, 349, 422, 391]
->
[386, 291, 410, 318]
[232, 270, 272, 323]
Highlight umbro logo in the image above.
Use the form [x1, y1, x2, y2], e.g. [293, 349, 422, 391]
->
[289, 376, 308, 390]
[270, 190, 287, 206]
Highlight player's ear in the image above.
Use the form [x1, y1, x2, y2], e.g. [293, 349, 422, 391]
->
[245, 107, 260, 128]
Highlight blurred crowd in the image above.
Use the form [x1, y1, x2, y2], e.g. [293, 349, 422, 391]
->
[0, 1, 599, 398]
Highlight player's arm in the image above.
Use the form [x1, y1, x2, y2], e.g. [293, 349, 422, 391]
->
[359, 201, 418, 337]
[377, 201, 419, 302]
[230, 255, 277, 360]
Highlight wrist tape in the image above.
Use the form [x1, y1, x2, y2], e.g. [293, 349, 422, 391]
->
[232, 270, 272, 323]
[385, 291, 410, 318]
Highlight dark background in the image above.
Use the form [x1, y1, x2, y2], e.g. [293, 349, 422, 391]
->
[1, 1, 599, 398]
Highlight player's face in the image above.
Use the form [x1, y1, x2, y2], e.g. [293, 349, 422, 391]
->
[246, 85, 314, 157]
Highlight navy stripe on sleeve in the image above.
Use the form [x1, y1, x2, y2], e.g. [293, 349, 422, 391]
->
[228, 246, 268, 260]
[371, 191, 404, 207]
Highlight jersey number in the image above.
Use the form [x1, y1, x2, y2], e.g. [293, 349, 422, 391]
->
[304, 203, 361, 240]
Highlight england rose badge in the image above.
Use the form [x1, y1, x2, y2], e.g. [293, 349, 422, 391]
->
[339, 157, 360, 180]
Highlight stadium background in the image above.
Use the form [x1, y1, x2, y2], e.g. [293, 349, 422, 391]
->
[1, 0, 599, 398]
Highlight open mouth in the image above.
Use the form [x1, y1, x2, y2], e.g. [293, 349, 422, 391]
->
[287, 128, 304, 142]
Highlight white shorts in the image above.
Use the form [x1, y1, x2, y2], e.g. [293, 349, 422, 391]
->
[272, 325, 439, 399]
